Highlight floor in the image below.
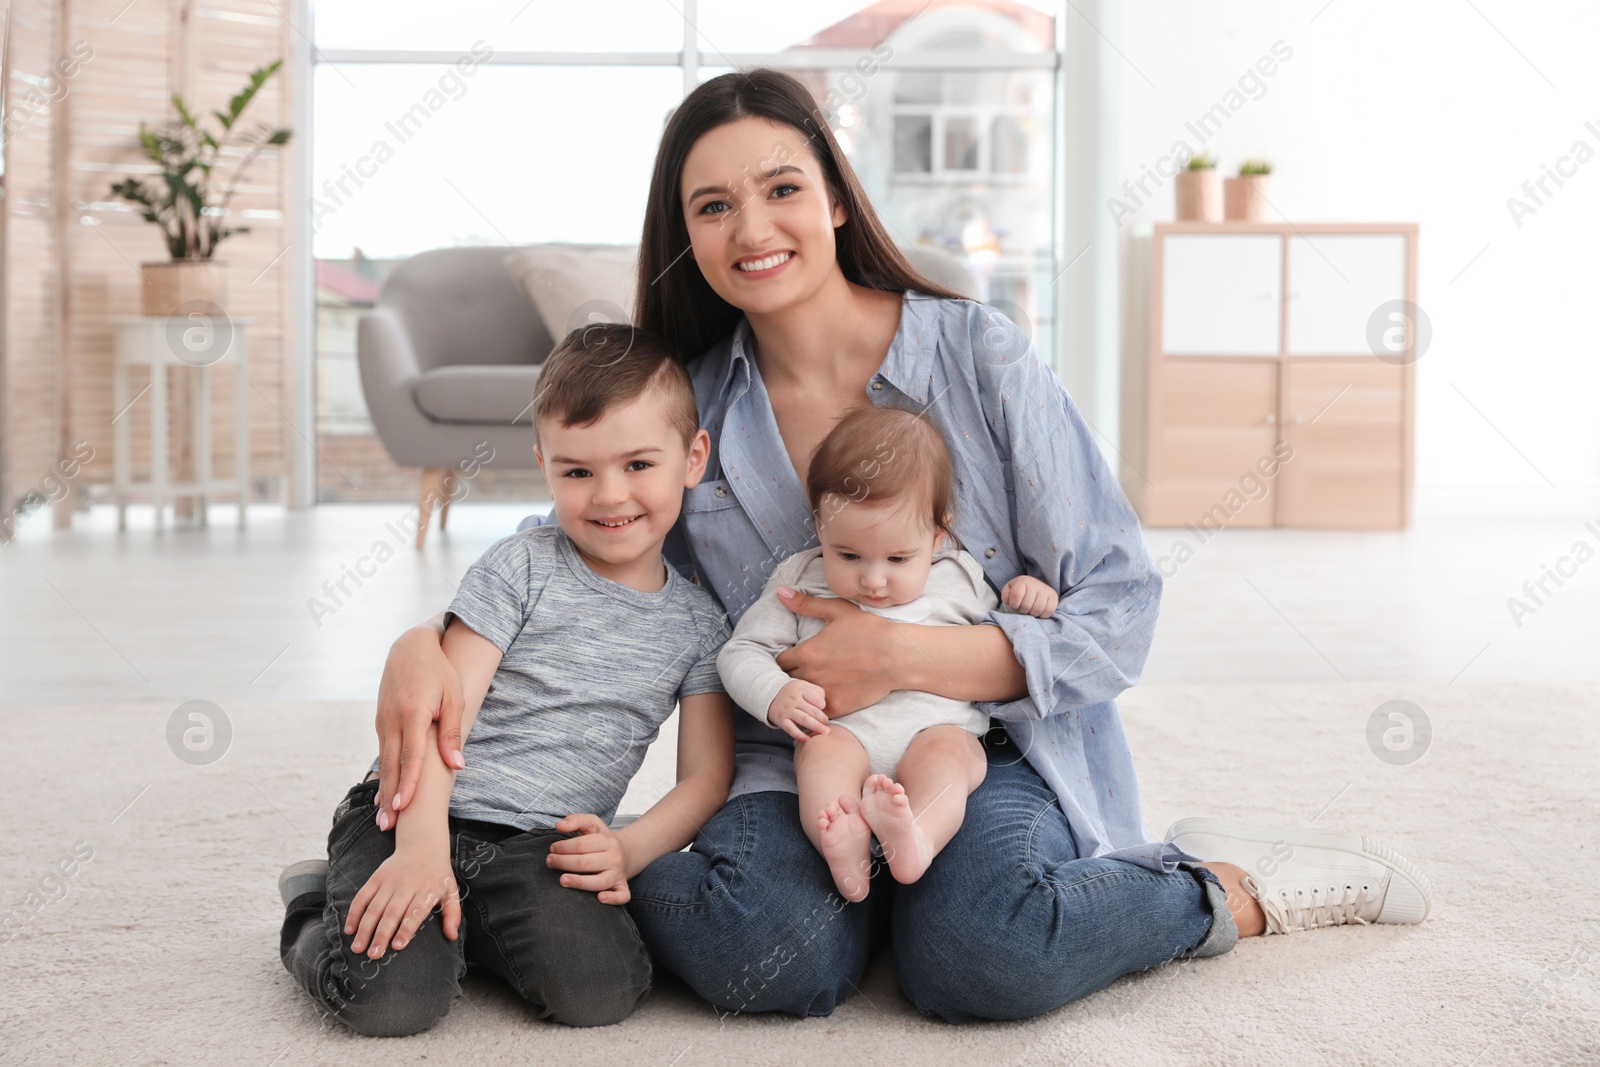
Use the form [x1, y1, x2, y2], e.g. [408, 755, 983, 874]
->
[5, 501, 1599, 1065]
[5, 682, 1596, 1066]
[2, 499, 1597, 706]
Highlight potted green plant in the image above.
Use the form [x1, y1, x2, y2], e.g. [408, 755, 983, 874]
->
[1225, 158, 1273, 221]
[1174, 151, 1221, 222]
[110, 61, 291, 316]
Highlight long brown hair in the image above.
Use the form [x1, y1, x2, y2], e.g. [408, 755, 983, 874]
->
[635, 68, 963, 362]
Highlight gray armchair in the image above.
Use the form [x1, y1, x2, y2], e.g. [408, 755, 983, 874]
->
[359, 247, 556, 546]
[359, 243, 977, 546]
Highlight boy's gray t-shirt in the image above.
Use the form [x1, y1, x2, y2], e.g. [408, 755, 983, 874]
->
[390, 524, 730, 832]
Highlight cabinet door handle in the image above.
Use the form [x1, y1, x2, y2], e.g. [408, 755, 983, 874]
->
[1291, 414, 1304, 424]
[1263, 413, 1276, 424]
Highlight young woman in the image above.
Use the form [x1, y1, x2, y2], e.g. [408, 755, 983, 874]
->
[372, 69, 1432, 1022]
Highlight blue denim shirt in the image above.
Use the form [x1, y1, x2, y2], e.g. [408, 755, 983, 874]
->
[526, 293, 1180, 872]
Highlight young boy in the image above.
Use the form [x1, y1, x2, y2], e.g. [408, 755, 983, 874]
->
[277, 324, 734, 1036]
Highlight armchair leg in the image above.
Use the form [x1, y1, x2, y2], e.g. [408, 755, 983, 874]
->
[438, 470, 457, 531]
[417, 467, 447, 549]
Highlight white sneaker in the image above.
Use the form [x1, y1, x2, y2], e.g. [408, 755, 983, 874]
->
[1165, 818, 1433, 934]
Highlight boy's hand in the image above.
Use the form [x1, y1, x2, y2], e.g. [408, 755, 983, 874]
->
[766, 679, 829, 742]
[548, 814, 631, 906]
[1002, 576, 1060, 618]
[345, 843, 460, 958]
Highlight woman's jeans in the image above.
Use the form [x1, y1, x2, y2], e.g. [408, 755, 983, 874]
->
[280, 779, 651, 1035]
[627, 726, 1237, 1022]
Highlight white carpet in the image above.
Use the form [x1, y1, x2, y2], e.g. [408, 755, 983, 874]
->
[2, 684, 1597, 1066]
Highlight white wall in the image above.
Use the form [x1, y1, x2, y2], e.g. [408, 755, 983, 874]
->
[1097, 0, 1600, 515]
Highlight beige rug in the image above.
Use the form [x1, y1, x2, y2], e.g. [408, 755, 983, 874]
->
[3, 684, 1597, 1066]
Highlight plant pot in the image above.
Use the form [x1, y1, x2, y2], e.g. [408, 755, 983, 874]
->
[141, 260, 228, 317]
[1174, 169, 1222, 222]
[1223, 175, 1273, 221]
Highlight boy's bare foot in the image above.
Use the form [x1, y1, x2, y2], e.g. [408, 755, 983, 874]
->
[860, 774, 932, 884]
[818, 793, 873, 902]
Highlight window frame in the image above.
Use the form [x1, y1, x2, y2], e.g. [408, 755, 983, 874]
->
[289, 0, 1065, 507]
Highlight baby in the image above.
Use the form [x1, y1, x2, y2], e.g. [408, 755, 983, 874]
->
[717, 406, 1059, 901]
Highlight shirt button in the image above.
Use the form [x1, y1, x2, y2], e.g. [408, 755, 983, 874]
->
[871, 380, 883, 391]
[715, 486, 727, 497]
[985, 547, 996, 558]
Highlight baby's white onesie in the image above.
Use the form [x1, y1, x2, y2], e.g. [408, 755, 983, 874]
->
[717, 545, 999, 776]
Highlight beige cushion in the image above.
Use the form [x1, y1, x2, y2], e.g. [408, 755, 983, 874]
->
[504, 245, 638, 343]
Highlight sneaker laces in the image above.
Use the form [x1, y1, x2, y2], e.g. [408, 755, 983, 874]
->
[1243, 875, 1373, 934]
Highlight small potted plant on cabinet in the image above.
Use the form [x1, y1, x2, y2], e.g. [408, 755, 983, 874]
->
[110, 61, 291, 316]
[1224, 159, 1273, 221]
[1173, 151, 1221, 222]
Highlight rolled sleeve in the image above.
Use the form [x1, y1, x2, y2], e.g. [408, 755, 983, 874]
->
[968, 307, 1162, 723]
[974, 566, 1162, 722]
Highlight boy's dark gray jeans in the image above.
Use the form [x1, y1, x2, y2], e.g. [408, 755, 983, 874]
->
[279, 779, 651, 1036]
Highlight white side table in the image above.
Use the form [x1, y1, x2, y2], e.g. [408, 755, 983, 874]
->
[112, 315, 252, 532]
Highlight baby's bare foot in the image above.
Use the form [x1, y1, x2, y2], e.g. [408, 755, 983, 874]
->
[817, 794, 873, 902]
[860, 774, 932, 884]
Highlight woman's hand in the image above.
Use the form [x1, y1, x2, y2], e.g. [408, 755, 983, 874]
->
[345, 841, 461, 958]
[375, 620, 466, 827]
[772, 587, 901, 715]
[547, 814, 631, 905]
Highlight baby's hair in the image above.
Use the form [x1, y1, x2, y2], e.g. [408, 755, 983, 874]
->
[532, 323, 698, 448]
[806, 405, 957, 543]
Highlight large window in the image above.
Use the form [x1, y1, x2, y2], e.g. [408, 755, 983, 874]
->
[309, 1, 1062, 502]
[311, 64, 680, 261]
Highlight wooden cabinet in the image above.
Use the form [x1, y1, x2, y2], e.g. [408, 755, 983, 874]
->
[1152, 360, 1279, 527]
[1121, 222, 1418, 530]
[1279, 360, 1407, 527]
